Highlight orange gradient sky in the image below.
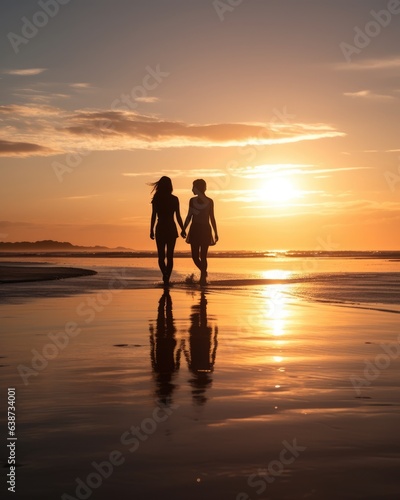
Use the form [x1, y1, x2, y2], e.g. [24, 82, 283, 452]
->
[1, 0, 400, 250]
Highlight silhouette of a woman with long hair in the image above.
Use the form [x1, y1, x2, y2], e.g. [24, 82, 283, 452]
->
[150, 176, 185, 286]
[183, 179, 218, 286]
[149, 290, 182, 407]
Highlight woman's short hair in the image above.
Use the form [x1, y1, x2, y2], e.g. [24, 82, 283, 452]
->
[193, 179, 206, 194]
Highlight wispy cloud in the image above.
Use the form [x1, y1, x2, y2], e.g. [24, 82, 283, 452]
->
[227, 164, 371, 179]
[70, 83, 92, 89]
[123, 168, 226, 178]
[62, 195, 100, 200]
[64, 110, 345, 149]
[0, 106, 345, 157]
[135, 96, 160, 103]
[343, 90, 395, 100]
[3, 68, 47, 76]
[223, 199, 400, 220]
[336, 56, 400, 71]
[0, 139, 54, 157]
[0, 104, 61, 117]
[122, 164, 367, 181]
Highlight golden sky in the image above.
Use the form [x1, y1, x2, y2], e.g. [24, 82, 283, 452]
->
[1, 0, 400, 250]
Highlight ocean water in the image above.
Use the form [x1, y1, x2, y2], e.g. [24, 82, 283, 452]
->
[1, 252, 399, 311]
[2, 252, 400, 499]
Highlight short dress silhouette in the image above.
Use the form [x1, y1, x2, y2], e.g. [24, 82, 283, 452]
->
[153, 194, 179, 242]
[186, 197, 215, 246]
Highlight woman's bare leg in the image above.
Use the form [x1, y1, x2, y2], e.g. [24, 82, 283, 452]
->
[165, 238, 176, 283]
[190, 244, 202, 271]
[199, 244, 209, 284]
[156, 238, 167, 280]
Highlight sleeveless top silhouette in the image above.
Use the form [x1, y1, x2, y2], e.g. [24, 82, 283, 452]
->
[186, 197, 215, 246]
[152, 194, 179, 241]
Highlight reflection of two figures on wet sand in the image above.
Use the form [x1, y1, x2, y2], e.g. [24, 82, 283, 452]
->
[150, 291, 218, 407]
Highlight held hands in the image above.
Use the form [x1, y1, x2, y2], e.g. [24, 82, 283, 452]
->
[180, 230, 187, 239]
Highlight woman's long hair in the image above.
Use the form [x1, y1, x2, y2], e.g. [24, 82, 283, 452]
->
[150, 176, 173, 204]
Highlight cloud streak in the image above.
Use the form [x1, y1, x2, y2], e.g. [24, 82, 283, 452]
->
[223, 199, 400, 219]
[227, 164, 370, 178]
[3, 68, 47, 76]
[123, 168, 226, 178]
[122, 164, 368, 181]
[343, 90, 395, 100]
[336, 56, 400, 71]
[64, 110, 345, 148]
[0, 139, 54, 157]
[0, 105, 345, 157]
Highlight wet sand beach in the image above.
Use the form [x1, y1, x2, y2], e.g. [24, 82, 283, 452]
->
[0, 264, 97, 284]
[1, 262, 400, 499]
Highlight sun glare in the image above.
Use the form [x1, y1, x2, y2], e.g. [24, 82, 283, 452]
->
[258, 177, 299, 204]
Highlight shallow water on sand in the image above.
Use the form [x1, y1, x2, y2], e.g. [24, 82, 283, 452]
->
[1, 281, 400, 499]
[1, 255, 400, 310]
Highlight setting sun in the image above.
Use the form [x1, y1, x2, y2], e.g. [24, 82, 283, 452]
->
[257, 177, 300, 204]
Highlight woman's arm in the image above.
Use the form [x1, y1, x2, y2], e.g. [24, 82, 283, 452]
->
[175, 198, 186, 238]
[183, 198, 194, 232]
[150, 204, 156, 240]
[209, 199, 219, 242]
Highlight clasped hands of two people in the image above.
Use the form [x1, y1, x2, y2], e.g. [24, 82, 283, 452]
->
[150, 230, 219, 242]
[149, 230, 187, 240]
[179, 230, 219, 243]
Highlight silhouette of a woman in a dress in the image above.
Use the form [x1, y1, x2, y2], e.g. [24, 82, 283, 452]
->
[150, 176, 186, 286]
[183, 179, 218, 286]
[183, 292, 218, 406]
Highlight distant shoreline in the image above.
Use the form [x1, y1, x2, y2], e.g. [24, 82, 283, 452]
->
[1, 250, 400, 259]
